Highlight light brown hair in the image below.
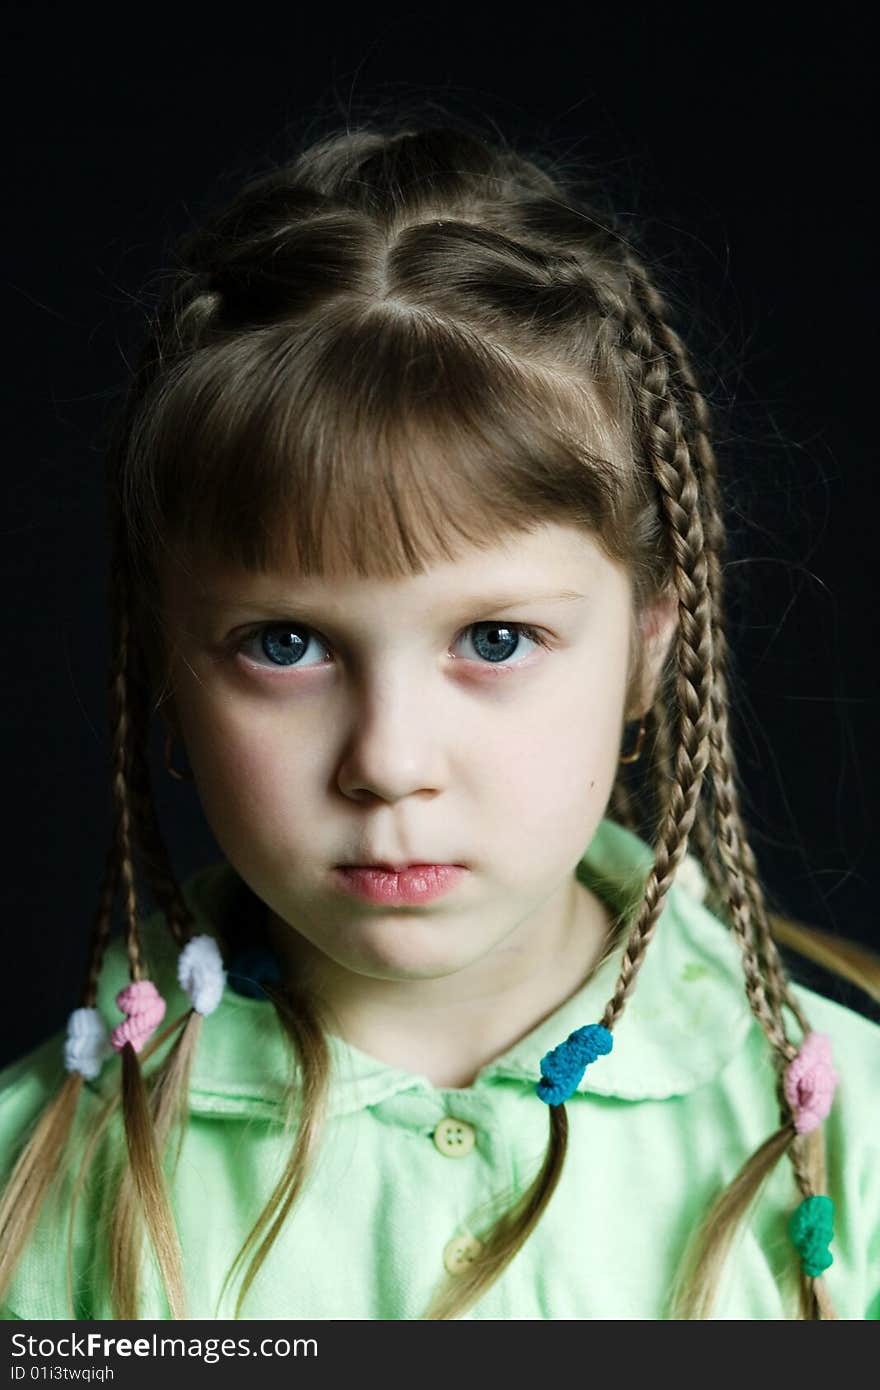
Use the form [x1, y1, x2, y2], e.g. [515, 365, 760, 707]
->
[2, 110, 876, 1321]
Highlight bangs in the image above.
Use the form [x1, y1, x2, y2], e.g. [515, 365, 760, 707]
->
[124, 304, 634, 586]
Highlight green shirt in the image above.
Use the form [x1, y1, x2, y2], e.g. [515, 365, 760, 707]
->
[2, 817, 878, 1319]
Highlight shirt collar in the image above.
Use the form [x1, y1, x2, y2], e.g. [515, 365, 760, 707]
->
[92, 819, 752, 1117]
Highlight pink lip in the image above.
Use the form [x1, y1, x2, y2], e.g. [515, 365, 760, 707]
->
[333, 864, 467, 905]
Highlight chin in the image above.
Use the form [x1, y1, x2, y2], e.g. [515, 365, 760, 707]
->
[344, 941, 473, 982]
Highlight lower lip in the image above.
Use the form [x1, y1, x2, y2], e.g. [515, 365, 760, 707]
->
[333, 864, 467, 905]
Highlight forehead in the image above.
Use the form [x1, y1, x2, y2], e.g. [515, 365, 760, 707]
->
[159, 519, 626, 613]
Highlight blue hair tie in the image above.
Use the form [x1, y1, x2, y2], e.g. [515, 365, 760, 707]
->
[536, 1023, 613, 1106]
[789, 1194, 834, 1278]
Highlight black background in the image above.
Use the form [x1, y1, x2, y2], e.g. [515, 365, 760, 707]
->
[2, 5, 877, 1066]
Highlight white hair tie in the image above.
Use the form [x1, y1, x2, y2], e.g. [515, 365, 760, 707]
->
[64, 1006, 112, 1079]
[177, 934, 226, 1016]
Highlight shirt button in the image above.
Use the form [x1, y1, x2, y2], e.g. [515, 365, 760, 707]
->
[443, 1233, 483, 1275]
[432, 1116, 477, 1157]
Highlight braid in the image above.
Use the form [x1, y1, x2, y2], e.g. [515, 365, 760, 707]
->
[618, 257, 836, 1318]
[739, 833, 810, 1033]
[622, 254, 809, 1040]
[618, 259, 800, 1058]
[109, 562, 146, 982]
[599, 296, 715, 1032]
[0, 798, 126, 1307]
[103, 536, 189, 1318]
[0, 524, 184, 1313]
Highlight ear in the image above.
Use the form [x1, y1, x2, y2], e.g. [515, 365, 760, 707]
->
[631, 589, 679, 717]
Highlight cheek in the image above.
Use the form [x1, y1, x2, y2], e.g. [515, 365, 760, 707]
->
[496, 706, 618, 820]
[174, 681, 325, 852]
[477, 656, 627, 842]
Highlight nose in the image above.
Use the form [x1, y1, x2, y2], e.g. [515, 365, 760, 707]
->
[335, 669, 447, 803]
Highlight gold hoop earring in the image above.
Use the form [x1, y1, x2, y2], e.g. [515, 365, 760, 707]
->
[164, 729, 193, 782]
[619, 719, 646, 765]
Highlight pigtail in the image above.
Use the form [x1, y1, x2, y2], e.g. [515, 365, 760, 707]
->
[420, 1104, 569, 1320]
[666, 1123, 797, 1318]
[0, 841, 119, 1309]
[63, 1007, 192, 1318]
[102, 525, 236, 1318]
[106, 1014, 200, 1321]
[596, 287, 716, 1033]
[213, 976, 333, 1321]
[667, 1055, 838, 1320]
[124, 602, 203, 1176]
[620, 260, 838, 1319]
[0, 525, 204, 1318]
[528, 307, 719, 1113]
[0, 546, 195, 1319]
[621, 264, 798, 1055]
[624, 256, 809, 1033]
[100, 557, 189, 1319]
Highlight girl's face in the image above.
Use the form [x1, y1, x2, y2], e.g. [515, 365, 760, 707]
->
[158, 520, 674, 999]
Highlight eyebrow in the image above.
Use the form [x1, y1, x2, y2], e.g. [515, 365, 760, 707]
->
[194, 588, 588, 617]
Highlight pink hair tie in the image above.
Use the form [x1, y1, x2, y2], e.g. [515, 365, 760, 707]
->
[784, 1032, 838, 1134]
[110, 980, 167, 1054]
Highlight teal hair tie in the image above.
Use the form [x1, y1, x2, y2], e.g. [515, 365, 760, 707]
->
[535, 1023, 613, 1106]
[789, 1195, 834, 1278]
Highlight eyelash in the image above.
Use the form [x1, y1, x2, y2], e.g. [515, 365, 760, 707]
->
[231, 620, 553, 674]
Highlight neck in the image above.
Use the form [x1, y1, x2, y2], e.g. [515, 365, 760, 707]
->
[264, 877, 614, 1089]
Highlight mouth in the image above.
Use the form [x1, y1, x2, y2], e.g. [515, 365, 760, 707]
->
[333, 863, 469, 905]
[338, 861, 467, 871]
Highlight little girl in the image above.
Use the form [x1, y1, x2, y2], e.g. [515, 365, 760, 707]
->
[1, 117, 878, 1322]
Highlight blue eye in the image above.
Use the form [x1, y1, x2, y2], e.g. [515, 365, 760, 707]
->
[460, 621, 544, 664]
[234, 620, 549, 671]
[238, 624, 329, 669]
